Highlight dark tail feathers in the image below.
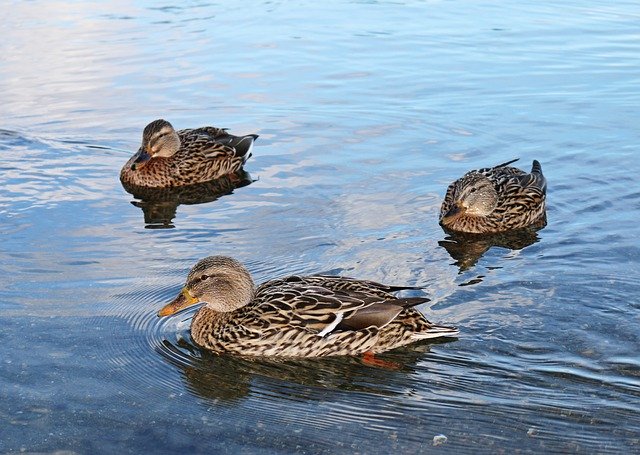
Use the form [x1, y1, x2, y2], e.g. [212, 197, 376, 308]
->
[217, 134, 258, 158]
[394, 296, 431, 308]
[531, 159, 543, 174]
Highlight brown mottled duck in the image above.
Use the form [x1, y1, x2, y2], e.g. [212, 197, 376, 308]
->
[158, 256, 458, 357]
[440, 159, 547, 234]
[120, 119, 257, 188]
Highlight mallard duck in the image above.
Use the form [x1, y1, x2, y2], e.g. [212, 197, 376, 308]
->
[158, 256, 458, 357]
[439, 159, 547, 234]
[120, 119, 258, 188]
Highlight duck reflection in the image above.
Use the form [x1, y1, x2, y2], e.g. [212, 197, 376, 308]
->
[439, 224, 543, 272]
[122, 170, 253, 228]
[159, 337, 455, 404]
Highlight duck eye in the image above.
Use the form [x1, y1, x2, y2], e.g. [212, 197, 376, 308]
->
[200, 274, 209, 281]
[469, 187, 478, 194]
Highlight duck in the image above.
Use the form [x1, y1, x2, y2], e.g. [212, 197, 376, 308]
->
[439, 159, 547, 234]
[120, 119, 258, 188]
[158, 256, 458, 357]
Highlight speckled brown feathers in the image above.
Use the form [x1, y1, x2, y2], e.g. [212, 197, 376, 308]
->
[440, 159, 547, 234]
[120, 119, 257, 189]
[158, 256, 458, 357]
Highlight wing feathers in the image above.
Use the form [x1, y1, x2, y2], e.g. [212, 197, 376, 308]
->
[178, 127, 257, 161]
[253, 276, 430, 337]
[337, 303, 403, 331]
[495, 158, 520, 168]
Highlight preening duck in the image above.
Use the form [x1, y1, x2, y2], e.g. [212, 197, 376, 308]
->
[439, 159, 547, 234]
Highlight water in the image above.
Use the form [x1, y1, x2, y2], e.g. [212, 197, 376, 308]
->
[2, 1, 639, 453]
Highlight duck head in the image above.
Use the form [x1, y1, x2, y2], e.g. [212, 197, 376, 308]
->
[441, 174, 498, 224]
[158, 256, 255, 317]
[130, 119, 181, 170]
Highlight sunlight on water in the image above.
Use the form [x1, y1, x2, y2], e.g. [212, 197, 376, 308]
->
[1, 0, 640, 453]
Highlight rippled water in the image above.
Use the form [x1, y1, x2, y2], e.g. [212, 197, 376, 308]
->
[2, 1, 640, 453]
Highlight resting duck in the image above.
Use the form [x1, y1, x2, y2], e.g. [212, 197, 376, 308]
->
[120, 119, 257, 188]
[158, 256, 458, 357]
[439, 159, 547, 234]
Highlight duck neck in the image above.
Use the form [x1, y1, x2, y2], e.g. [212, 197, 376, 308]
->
[191, 306, 231, 349]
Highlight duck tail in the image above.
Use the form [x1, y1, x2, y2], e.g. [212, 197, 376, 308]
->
[385, 284, 427, 293]
[531, 159, 543, 174]
[234, 135, 258, 160]
[394, 296, 431, 308]
[412, 324, 459, 340]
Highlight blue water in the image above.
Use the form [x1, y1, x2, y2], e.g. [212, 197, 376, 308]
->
[2, 1, 639, 453]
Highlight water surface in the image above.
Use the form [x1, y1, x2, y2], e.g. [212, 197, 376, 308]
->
[2, 1, 639, 453]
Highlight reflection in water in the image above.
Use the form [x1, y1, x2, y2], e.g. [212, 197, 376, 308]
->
[122, 171, 253, 228]
[439, 227, 542, 272]
[158, 335, 454, 405]
[3, 0, 640, 452]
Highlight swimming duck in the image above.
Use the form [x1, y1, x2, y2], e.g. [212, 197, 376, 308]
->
[158, 256, 458, 357]
[120, 119, 258, 188]
[439, 159, 547, 234]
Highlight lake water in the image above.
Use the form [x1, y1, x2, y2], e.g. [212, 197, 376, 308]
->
[2, 1, 639, 453]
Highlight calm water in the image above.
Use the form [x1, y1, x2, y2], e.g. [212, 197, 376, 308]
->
[2, 1, 640, 453]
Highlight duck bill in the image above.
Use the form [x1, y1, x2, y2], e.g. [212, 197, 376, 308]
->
[157, 287, 200, 317]
[441, 202, 465, 224]
[130, 148, 152, 171]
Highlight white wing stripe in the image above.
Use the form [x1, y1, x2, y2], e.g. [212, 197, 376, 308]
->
[317, 312, 344, 337]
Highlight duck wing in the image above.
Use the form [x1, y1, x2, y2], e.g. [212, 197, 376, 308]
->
[252, 276, 429, 337]
[506, 159, 547, 195]
[494, 158, 520, 169]
[482, 158, 525, 178]
[335, 297, 429, 331]
[303, 274, 426, 298]
[178, 127, 257, 160]
[211, 132, 259, 159]
[514, 159, 546, 193]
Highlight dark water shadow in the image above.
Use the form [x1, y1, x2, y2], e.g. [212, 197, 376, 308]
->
[121, 170, 254, 228]
[157, 336, 457, 405]
[438, 225, 544, 273]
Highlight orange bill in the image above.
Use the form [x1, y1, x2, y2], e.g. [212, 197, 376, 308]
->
[157, 287, 200, 317]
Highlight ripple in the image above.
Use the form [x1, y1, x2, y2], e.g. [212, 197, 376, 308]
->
[0, 129, 121, 214]
[3, 0, 640, 453]
[109, 266, 462, 419]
